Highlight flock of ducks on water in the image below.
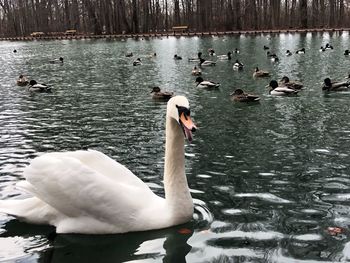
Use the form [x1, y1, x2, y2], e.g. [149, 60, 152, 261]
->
[16, 43, 350, 100]
[16, 55, 64, 92]
[131, 44, 350, 102]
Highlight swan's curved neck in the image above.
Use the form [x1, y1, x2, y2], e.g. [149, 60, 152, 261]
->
[164, 116, 193, 215]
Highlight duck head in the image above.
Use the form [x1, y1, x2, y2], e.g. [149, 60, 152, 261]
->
[195, 77, 204, 83]
[281, 76, 290, 83]
[151, 87, 161, 93]
[232, 89, 244, 96]
[255, 67, 260, 72]
[324, 78, 332, 87]
[29, 80, 37, 86]
[269, 80, 279, 90]
[167, 96, 197, 142]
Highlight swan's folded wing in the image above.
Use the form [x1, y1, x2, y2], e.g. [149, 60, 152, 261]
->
[23, 154, 158, 220]
[39, 150, 148, 188]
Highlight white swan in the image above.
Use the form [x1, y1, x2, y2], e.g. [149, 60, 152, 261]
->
[0, 96, 197, 234]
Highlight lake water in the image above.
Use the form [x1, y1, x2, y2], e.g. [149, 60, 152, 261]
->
[1, 32, 350, 262]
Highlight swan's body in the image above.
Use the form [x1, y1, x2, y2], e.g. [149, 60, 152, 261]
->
[0, 96, 196, 234]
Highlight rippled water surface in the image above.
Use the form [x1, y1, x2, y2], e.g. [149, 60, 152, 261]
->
[2, 33, 350, 262]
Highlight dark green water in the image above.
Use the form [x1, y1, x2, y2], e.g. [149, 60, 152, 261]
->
[1, 32, 350, 262]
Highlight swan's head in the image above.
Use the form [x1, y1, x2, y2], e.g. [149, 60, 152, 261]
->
[167, 96, 197, 142]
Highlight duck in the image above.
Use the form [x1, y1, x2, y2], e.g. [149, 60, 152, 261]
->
[325, 43, 333, 50]
[125, 52, 133, 57]
[320, 46, 326, 52]
[296, 48, 305, 54]
[49, 57, 64, 64]
[195, 76, 220, 89]
[253, 67, 270, 78]
[268, 80, 299, 96]
[322, 77, 350, 92]
[234, 48, 240, 54]
[133, 58, 142, 66]
[344, 50, 349, 56]
[286, 50, 292, 56]
[279, 76, 304, 90]
[188, 52, 202, 62]
[27, 80, 52, 92]
[263, 45, 270, 50]
[217, 52, 232, 60]
[230, 89, 260, 102]
[150, 87, 174, 101]
[233, 59, 244, 70]
[0, 96, 197, 234]
[191, 66, 202, 76]
[174, 54, 182, 60]
[16, 75, 29, 86]
[267, 51, 279, 62]
[208, 48, 215, 56]
[199, 58, 216, 66]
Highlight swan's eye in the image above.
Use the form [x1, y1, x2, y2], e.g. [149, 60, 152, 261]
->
[177, 106, 190, 120]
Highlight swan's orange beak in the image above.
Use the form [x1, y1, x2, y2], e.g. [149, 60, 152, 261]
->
[180, 112, 197, 143]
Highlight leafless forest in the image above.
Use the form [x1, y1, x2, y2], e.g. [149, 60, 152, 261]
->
[0, 0, 349, 37]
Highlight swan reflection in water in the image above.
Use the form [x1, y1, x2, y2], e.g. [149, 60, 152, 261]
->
[0, 200, 213, 262]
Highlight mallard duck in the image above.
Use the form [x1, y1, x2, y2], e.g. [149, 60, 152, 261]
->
[191, 66, 202, 76]
[280, 76, 304, 90]
[234, 48, 240, 54]
[322, 78, 350, 92]
[199, 58, 216, 66]
[233, 59, 244, 70]
[217, 52, 232, 60]
[253, 67, 270, 78]
[263, 45, 270, 50]
[320, 46, 326, 52]
[174, 54, 182, 60]
[125, 52, 133, 57]
[195, 77, 220, 89]
[28, 80, 52, 93]
[296, 48, 305, 54]
[188, 52, 202, 62]
[49, 57, 64, 64]
[286, 50, 292, 56]
[133, 58, 142, 66]
[268, 80, 299, 96]
[208, 48, 215, 56]
[151, 87, 174, 101]
[344, 50, 349, 56]
[16, 75, 29, 86]
[325, 43, 333, 50]
[267, 51, 279, 62]
[0, 96, 196, 234]
[230, 89, 260, 102]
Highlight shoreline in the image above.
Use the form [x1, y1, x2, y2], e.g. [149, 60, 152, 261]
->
[1, 28, 350, 41]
